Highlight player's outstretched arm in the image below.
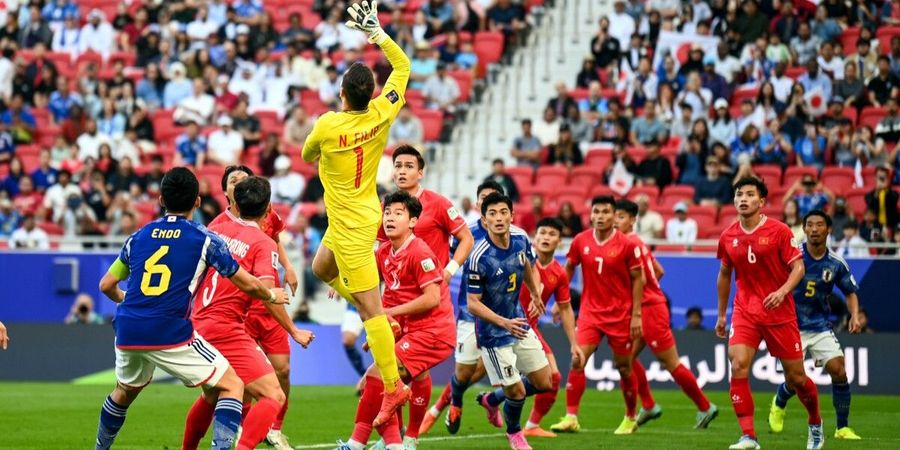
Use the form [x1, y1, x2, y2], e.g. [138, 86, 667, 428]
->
[385, 283, 441, 317]
[260, 282, 314, 348]
[346, 0, 410, 97]
[99, 259, 129, 303]
[715, 264, 733, 338]
[229, 268, 290, 305]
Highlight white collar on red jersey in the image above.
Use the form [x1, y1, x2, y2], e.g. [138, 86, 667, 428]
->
[739, 214, 767, 235]
[592, 228, 617, 246]
[390, 233, 416, 256]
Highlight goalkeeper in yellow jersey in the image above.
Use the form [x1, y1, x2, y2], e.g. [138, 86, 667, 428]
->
[301, 0, 411, 427]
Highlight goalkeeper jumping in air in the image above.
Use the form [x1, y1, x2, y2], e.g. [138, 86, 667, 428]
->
[301, 0, 412, 427]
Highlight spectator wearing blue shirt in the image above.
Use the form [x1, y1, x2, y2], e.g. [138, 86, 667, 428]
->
[0, 122, 14, 165]
[232, 0, 263, 21]
[578, 81, 609, 121]
[162, 62, 192, 109]
[41, 0, 78, 31]
[798, 59, 833, 104]
[0, 198, 21, 237]
[1, 94, 37, 144]
[794, 122, 827, 170]
[136, 63, 165, 110]
[30, 149, 58, 192]
[487, 0, 526, 38]
[783, 174, 834, 217]
[422, 0, 455, 33]
[729, 124, 761, 166]
[810, 5, 842, 43]
[409, 42, 438, 90]
[174, 121, 206, 168]
[1, 156, 25, 196]
[48, 77, 83, 123]
[756, 119, 790, 166]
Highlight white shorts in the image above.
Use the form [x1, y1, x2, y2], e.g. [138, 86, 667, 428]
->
[455, 320, 481, 365]
[801, 330, 844, 367]
[340, 309, 364, 335]
[481, 328, 549, 387]
[115, 332, 230, 388]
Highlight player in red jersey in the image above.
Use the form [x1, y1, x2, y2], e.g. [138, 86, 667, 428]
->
[717, 177, 823, 450]
[514, 217, 581, 438]
[182, 177, 314, 450]
[338, 190, 456, 450]
[375, 145, 473, 444]
[207, 165, 299, 449]
[613, 199, 719, 429]
[550, 195, 645, 435]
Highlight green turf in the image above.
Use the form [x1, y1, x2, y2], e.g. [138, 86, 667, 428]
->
[0, 383, 898, 449]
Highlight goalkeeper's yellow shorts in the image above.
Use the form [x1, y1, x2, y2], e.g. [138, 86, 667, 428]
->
[321, 220, 380, 293]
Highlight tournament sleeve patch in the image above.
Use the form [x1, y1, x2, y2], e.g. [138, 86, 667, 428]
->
[421, 258, 436, 272]
[447, 206, 460, 220]
[271, 251, 279, 269]
[386, 90, 399, 104]
[468, 273, 481, 281]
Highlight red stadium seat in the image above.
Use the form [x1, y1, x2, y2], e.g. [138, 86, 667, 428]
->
[821, 167, 855, 193]
[570, 165, 602, 187]
[785, 66, 807, 79]
[535, 165, 568, 187]
[412, 109, 441, 142]
[692, 205, 718, 224]
[659, 184, 695, 209]
[845, 188, 869, 216]
[627, 186, 658, 204]
[39, 222, 64, 236]
[473, 31, 504, 78]
[876, 27, 900, 56]
[752, 165, 782, 187]
[731, 87, 759, 106]
[859, 107, 887, 130]
[840, 27, 861, 55]
[861, 166, 878, 188]
[584, 148, 612, 169]
[518, 184, 551, 202]
[506, 166, 534, 189]
[448, 70, 474, 103]
[555, 185, 589, 209]
[783, 166, 818, 187]
[589, 184, 616, 199]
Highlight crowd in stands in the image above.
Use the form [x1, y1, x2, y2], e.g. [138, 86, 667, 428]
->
[0, 0, 544, 250]
[502, 0, 900, 254]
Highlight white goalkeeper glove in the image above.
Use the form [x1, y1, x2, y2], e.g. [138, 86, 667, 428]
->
[346, 0, 387, 45]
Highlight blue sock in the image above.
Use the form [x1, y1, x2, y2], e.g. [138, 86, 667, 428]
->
[486, 388, 505, 406]
[344, 344, 366, 376]
[832, 382, 851, 429]
[523, 377, 540, 397]
[450, 375, 470, 407]
[775, 382, 795, 409]
[503, 396, 526, 434]
[95, 395, 129, 450]
[211, 397, 242, 450]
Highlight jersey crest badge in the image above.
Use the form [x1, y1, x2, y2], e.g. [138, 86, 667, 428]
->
[421, 258, 435, 272]
[447, 207, 460, 220]
[583, 246, 590, 254]
[386, 90, 399, 104]
[759, 237, 770, 245]
[822, 268, 833, 282]
[732, 238, 738, 247]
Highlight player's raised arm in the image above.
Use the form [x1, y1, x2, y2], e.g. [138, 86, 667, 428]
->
[346, 0, 410, 98]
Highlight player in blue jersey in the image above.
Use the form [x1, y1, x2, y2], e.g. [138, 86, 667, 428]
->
[769, 210, 863, 441]
[93, 167, 290, 450]
[420, 180, 505, 435]
[466, 192, 552, 450]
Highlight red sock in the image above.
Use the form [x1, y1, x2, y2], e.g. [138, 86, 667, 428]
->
[242, 402, 252, 420]
[406, 374, 431, 439]
[182, 395, 215, 450]
[631, 359, 656, 410]
[237, 397, 281, 450]
[434, 382, 452, 412]
[565, 368, 586, 415]
[619, 370, 638, 418]
[529, 371, 561, 425]
[671, 364, 711, 412]
[793, 376, 822, 425]
[375, 411, 403, 445]
[351, 375, 383, 444]
[730, 377, 755, 438]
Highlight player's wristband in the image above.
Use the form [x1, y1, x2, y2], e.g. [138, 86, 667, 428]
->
[267, 288, 277, 303]
[445, 260, 460, 276]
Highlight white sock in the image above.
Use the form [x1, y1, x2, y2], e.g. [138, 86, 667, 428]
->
[567, 413, 578, 419]
[428, 406, 439, 416]
[386, 444, 404, 450]
[348, 439, 366, 450]
[525, 420, 539, 429]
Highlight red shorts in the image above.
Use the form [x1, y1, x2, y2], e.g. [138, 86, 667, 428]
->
[396, 332, 454, 379]
[729, 319, 803, 360]
[528, 321, 553, 354]
[244, 310, 290, 355]
[575, 319, 632, 357]
[207, 333, 273, 384]
[641, 303, 675, 354]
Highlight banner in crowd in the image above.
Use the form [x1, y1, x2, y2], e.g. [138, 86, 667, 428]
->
[651, 30, 721, 70]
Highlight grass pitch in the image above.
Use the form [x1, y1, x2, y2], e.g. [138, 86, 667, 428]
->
[0, 383, 898, 449]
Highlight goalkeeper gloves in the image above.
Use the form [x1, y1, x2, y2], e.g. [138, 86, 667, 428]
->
[346, 0, 388, 45]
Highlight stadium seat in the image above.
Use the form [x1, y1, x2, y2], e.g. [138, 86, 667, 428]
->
[519, 184, 552, 202]
[876, 27, 900, 56]
[785, 66, 807, 79]
[448, 70, 474, 103]
[845, 188, 869, 216]
[859, 107, 887, 130]
[535, 165, 568, 187]
[584, 148, 612, 169]
[555, 185, 589, 209]
[589, 184, 616, 199]
[505, 166, 534, 189]
[271, 203, 292, 222]
[783, 166, 818, 187]
[473, 31, 504, 77]
[659, 184, 695, 209]
[840, 27, 861, 54]
[692, 205, 718, 224]
[821, 167, 855, 193]
[752, 165, 782, 187]
[861, 166, 878, 188]
[627, 186, 658, 204]
[417, 109, 444, 142]
[731, 87, 759, 106]
[39, 222, 64, 236]
[570, 165, 602, 187]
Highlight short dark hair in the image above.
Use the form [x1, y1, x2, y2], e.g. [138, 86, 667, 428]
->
[491, 158, 505, 166]
[591, 195, 616, 208]
[481, 191, 513, 216]
[844, 220, 858, 230]
[383, 190, 423, 219]
[733, 176, 769, 199]
[392, 145, 425, 169]
[477, 180, 504, 197]
[160, 167, 199, 213]
[234, 176, 270, 219]
[615, 199, 639, 217]
[686, 306, 702, 318]
[222, 165, 254, 192]
[803, 209, 832, 228]
[341, 62, 375, 110]
[536, 217, 564, 233]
